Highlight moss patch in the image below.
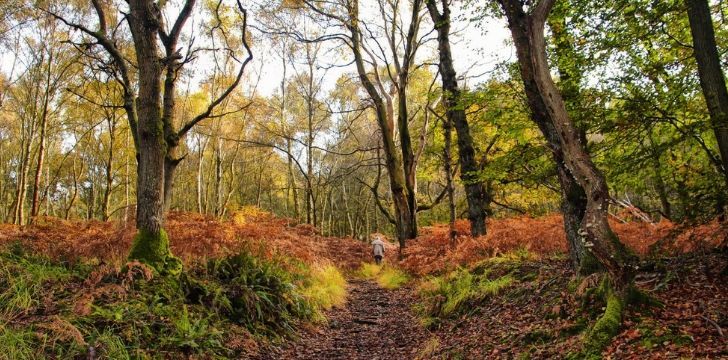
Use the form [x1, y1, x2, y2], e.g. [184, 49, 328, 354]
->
[127, 228, 181, 276]
[584, 287, 624, 354]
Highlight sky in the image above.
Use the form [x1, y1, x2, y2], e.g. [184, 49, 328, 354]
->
[248, 3, 513, 96]
[0, 1, 513, 99]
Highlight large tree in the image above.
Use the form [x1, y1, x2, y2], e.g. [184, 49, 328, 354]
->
[287, 0, 430, 250]
[496, 0, 637, 350]
[48, 0, 252, 273]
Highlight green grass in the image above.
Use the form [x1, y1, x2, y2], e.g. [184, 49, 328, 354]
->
[358, 262, 382, 278]
[377, 267, 410, 289]
[0, 251, 75, 321]
[417, 266, 514, 327]
[302, 264, 347, 313]
[0, 247, 333, 358]
[358, 263, 409, 289]
[0, 325, 40, 360]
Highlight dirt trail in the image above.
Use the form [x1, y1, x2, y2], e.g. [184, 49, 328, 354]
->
[259, 278, 428, 360]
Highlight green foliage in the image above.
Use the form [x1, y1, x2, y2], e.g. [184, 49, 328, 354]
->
[357, 263, 409, 289]
[417, 266, 514, 327]
[198, 252, 315, 336]
[0, 248, 328, 358]
[301, 264, 347, 314]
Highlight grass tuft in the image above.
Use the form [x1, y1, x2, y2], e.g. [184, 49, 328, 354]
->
[358, 263, 409, 289]
[358, 262, 381, 278]
[377, 267, 410, 289]
[302, 264, 347, 313]
[417, 265, 514, 327]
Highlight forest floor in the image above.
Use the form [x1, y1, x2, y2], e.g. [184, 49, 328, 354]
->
[1, 212, 726, 359]
[258, 278, 428, 360]
[256, 252, 727, 360]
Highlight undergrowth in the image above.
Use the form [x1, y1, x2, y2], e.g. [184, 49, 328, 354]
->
[417, 268, 513, 328]
[415, 252, 539, 328]
[0, 244, 342, 358]
[358, 263, 409, 289]
[301, 264, 347, 316]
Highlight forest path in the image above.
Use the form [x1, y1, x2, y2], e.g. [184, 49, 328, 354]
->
[259, 278, 428, 360]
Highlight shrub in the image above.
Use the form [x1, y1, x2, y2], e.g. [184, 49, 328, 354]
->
[0, 248, 326, 358]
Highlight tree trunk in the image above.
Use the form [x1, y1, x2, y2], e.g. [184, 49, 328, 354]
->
[102, 115, 116, 221]
[685, 0, 728, 200]
[195, 136, 207, 214]
[396, 0, 422, 240]
[14, 123, 34, 225]
[30, 52, 54, 221]
[126, 0, 179, 274]
[498, 0, 634, 284]
[544, 1, 596, 272]
[348, 0, 416, 252]
[647, 132, 672, 220]
[426, 0, 489, 237]
[125, 131, 131, 223]
[442, 106, 457, 242]
[66, 157, 80, 220]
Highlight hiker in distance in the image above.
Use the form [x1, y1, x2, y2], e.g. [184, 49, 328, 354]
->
[371, 235, 385, 265]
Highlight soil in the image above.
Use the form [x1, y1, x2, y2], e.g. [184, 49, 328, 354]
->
[257, 278, 429, 360]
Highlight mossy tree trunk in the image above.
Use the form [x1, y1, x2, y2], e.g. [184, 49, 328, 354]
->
[497, 0, 604, 276]
[497, 0, 639, 352]
[126, 0, 179, 273]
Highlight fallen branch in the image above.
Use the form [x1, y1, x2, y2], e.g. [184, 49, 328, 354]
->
[353, 318, 378, 325]
[699, 315, 724, 337]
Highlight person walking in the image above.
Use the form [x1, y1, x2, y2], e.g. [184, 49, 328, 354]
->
[372, 235, 385, 265]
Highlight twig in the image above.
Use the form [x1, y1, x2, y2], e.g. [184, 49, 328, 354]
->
[699, 315, 724, 337]
[353, 318, 378, 325]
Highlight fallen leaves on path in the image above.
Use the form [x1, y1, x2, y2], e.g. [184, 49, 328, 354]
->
[258, 279, 429, 360]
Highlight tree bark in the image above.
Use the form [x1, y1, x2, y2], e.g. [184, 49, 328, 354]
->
[126, 0, 179, 274]
[30, 51, 54, 221]
[396, 0, 422, 240]
[685, 0, 728, 200]
[426, 0, 489, 237]
[498, 0, 634, 284]
[442, 106, 457, 242]
[196, 136, 207, 214]
[347, 0, 417, 251]
[101, 113, 117, 221]
[544, 1, 595, 272]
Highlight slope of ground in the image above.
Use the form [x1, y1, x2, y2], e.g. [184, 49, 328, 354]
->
[0, 209, 370, 270]
[414, 252, 727, 359]
[1, 212, 725, 359]
[0, 210, 370, 359]
[400, 216, 727, 275]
